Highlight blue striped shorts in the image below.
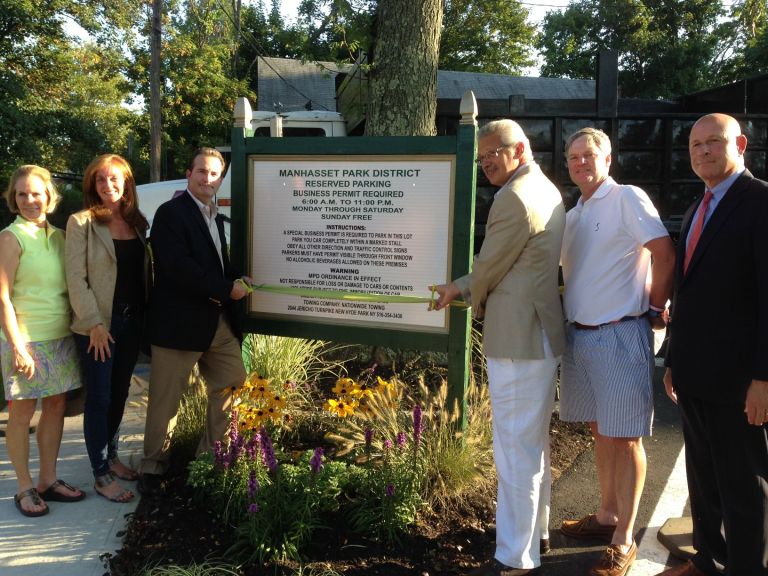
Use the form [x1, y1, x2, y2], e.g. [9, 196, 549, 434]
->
[559, 317, 654, 437]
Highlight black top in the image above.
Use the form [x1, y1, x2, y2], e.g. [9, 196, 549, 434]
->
[113, 237, 144, 310]
[148, 192, 242, 351]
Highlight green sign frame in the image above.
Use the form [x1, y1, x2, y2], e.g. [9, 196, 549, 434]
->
[229, 94, 478, 421]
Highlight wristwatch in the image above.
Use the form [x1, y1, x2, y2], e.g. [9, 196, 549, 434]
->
[647, 308, 663, 319]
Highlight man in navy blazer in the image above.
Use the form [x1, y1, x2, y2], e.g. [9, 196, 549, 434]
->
[658, 114, 768, 576]
[139, 148, 250, 495]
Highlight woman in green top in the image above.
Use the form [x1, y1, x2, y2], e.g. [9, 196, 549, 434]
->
[0, 165, 84, 517]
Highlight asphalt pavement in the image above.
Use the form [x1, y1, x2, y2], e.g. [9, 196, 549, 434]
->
[544, 361, 690, 575]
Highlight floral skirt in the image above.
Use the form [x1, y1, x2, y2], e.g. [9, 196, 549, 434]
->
[1, 335, 82, 400]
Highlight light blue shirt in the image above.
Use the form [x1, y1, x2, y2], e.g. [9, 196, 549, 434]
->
[685, 169, 744, 250]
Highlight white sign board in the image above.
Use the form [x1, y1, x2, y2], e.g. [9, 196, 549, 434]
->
[248, 155, 454, 332]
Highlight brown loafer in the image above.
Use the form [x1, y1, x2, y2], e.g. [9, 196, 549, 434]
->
[654, 560, 709, 576]
[560, 514, 616, 542]
[588, 541, 637, 576]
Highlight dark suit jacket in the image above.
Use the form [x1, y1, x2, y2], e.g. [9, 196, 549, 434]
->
[148, 191, 242, 351]
[666, 170, 768, 403]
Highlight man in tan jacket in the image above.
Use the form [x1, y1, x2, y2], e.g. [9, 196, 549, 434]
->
[432, 119, 565, 576]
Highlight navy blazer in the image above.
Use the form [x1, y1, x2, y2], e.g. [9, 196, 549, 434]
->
[666, 170, 768, 403]
[148, 191, 242, 351]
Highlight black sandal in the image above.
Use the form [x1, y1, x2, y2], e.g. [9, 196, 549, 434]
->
[39, 479, 86, 503]
[14, 488, 49, 517]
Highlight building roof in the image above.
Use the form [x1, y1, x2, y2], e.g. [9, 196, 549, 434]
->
[437, 70, 595, 100]
[257, 57, 598, 113]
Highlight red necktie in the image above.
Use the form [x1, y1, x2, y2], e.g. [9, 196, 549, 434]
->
[684, 189, 713, 273]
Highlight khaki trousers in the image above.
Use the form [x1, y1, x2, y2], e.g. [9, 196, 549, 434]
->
[140, 315, 246, 475]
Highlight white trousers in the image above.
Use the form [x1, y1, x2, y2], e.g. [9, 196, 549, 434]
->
[486, 345, 559, 569]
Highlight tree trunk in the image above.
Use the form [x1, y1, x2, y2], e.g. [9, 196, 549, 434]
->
[149, 0, 163, 182]
[232, 0, 241, 75]
[365, 0, 444, 136]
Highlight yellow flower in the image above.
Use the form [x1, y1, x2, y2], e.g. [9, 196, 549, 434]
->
[269, 393, 287, 410]
[376, 376, 394, 393]
[333, 377, 361, 398]
[266, 404, 282, 422]
[249, 377, 272, 401]
[357, 383, 375, 401]
[218, 385, 239, 397]
[324, 397, 358, 418]
[247, 407, 267, 426]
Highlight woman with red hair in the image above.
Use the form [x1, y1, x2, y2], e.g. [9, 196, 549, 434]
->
[66, 154, 149, 503]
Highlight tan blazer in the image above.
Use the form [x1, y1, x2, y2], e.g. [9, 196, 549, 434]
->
[455, 162, 566, 360]
[65, 210, 148, 335]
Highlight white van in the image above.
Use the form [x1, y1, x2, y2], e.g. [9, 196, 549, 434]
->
[136, 110, 347, 233]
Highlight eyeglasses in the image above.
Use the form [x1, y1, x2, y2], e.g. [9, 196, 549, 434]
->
[475, 145, 511, 165]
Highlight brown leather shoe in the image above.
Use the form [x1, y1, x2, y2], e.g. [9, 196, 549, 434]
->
[654, 560, 709, 576]
[588, 541, 637, 576]
[560, 514, 616, 542]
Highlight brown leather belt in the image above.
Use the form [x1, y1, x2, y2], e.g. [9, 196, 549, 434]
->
[571, 314, 645, 330]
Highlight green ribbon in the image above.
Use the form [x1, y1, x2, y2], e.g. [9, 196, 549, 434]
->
[245, 282, 468, 307]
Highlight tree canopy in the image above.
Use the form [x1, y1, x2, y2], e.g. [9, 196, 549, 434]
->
[440, 0, 537, 74]
[536, 0, 733, 99]
[0, 0, 140, 185]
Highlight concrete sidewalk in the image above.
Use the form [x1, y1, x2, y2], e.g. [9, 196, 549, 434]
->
[0, 366, 149, 576]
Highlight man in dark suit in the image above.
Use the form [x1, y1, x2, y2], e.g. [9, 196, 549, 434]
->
[658, 113, 768, 576]
[138, 148, 250, 495]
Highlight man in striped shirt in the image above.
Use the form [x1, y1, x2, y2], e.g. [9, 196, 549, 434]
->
[558, 128, 675, 576]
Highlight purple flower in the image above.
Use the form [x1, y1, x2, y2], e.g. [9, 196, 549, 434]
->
[229, 433, 245, 463]
[385, 483, 395, 497]
[364, 428, 374, 448]
[213, 440, 225, 467]
[247, 502, 259, 514]
[259, 427, 278, 473]
[285, 380, 297, 390]
[383, 438, 393, 451]
[248, 469, 259, 499]
[413, 405, 423, 447]
[245, 435, 259, 460]
[310, 447, 324, 474]
[229, 410, 240, 445]
[396, 431, 407, 449]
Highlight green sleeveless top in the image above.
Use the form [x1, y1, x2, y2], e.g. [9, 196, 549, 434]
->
[2, 216, 71, 342]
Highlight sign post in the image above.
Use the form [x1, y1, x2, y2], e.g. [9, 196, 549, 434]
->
[230, 92, 478, 424]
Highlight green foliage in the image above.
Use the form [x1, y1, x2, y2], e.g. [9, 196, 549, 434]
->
[170, 371, 209, 459]
[239, 335, 345, 449]
[344, 429, 426, 544]
[439, 0, 537, 73]
[536, 0, 725, 98]
[716, 0, 768, 81]
[189, 432, 350, 565]
[241, 334, 335, 391]
[0, 1, 140, 184]
[418, 375, 495, 510]
[187, 355, 496, 564]
[141, 560, 242, 575]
